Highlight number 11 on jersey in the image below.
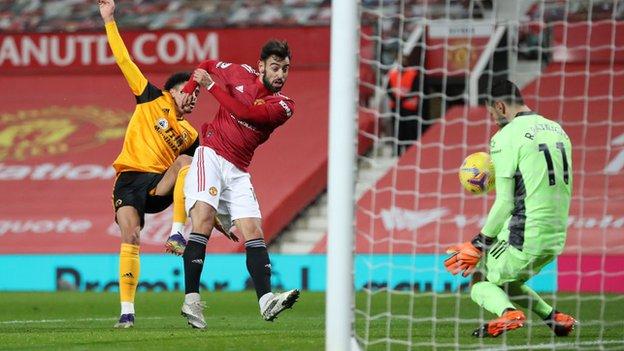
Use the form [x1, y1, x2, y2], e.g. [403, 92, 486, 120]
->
[538, 142, 569, 186]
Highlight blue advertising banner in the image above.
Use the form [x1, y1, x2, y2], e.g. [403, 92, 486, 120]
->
[0, 254, 556, 292]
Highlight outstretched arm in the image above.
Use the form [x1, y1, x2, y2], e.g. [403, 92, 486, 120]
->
[209, 85, 293, 125]
[99, 0, 148, 96]
[191, 69, 293, 126]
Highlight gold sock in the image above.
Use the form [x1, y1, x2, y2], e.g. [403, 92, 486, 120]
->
[173, 165, 190, 224]
[119, 243, 140, 303]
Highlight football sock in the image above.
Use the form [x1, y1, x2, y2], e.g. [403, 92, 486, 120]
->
[506, 282, 553, 319]
[471, 281, 516, 317]
[171, 165, 190, 237]
[183, 233, 208, 294]
[245, 238, 272, 300]
[119, 243, 140, 308]
[121, 301, 135, 315]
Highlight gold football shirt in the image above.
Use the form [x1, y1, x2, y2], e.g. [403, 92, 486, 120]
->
[105, 21, 198, 174]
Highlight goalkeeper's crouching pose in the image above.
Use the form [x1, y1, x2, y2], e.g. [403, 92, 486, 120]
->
[444, 80, 577, 338]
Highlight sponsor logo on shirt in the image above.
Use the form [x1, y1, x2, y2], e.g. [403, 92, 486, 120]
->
[153, 119, 190, 152]
[230, 114, 259, 132]
[279, 100, 292, 117]
[490, 139, 502, 154]
[235, 85, 244, 93]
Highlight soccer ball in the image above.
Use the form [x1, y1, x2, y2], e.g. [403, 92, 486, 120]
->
[459, 152, 495, 195]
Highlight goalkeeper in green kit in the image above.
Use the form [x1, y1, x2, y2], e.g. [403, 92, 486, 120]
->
[444, 80, 577, 337]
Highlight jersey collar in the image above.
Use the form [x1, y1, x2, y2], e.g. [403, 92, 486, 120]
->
[515, 111, 535, 118]
[162, 91, 185, 121]
[163, 91, 174, 105]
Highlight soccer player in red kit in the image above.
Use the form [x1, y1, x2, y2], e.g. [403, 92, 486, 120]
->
[172, 40, 299, 329]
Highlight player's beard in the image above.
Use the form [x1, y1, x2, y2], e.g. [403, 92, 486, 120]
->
[263, 74, 282, 93]
[495, 113, 509, 128]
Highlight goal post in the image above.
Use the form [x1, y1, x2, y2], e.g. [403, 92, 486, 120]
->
[326, 0, 359, 350]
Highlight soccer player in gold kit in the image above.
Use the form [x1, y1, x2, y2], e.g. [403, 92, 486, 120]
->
[99, 0, 200, 328]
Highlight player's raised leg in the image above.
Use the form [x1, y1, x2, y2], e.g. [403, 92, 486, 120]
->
[165, 165, 190, 255]
[165, 164, 237, 255]
[507, 282, 577, 336]
[235, 217, 300, 321]
[114, 206, 141, 328]
[470, 281, 526, 337]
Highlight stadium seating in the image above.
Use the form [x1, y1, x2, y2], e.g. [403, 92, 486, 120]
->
[0, 0, 331, 32]
[0, 0, 497, 34]
[0, 0, 385, 254]
[312, 21, 624, 258]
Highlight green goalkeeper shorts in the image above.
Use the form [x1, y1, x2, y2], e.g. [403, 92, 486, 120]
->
[481, 229, 555, 286]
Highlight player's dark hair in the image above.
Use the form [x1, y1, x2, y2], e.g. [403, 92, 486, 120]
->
[488, 79, 524, 106]
[164, 71, 191, 91]
[260, 40, 291, 61]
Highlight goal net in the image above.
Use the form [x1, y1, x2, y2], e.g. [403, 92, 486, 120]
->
[348, 0, 624, 349]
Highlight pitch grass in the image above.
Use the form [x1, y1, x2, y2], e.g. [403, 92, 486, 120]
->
[0, 292, 622, 350]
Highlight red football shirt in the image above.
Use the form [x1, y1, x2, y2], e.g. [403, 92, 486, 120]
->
[182, 60, 295, 171]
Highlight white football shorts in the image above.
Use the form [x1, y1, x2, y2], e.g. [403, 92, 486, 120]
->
[184, 146, 261, 221]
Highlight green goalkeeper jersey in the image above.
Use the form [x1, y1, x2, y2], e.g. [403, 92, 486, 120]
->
[488, 111, 573, 256]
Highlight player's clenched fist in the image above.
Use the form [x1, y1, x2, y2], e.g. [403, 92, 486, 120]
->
[444, 233, 493, 277]
[98, 0, 115, 23]
[193, 69, 214, 89]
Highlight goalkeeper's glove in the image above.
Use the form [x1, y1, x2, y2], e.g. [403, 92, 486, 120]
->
[444, 233, 493, 277]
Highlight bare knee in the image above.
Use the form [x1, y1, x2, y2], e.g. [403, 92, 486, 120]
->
[236, 219, 263, 241]
[189, 201, 216, 235]
[116, 207, 141, 246]
[120, 226, 140, 245]
[245, 227, 263, 240]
